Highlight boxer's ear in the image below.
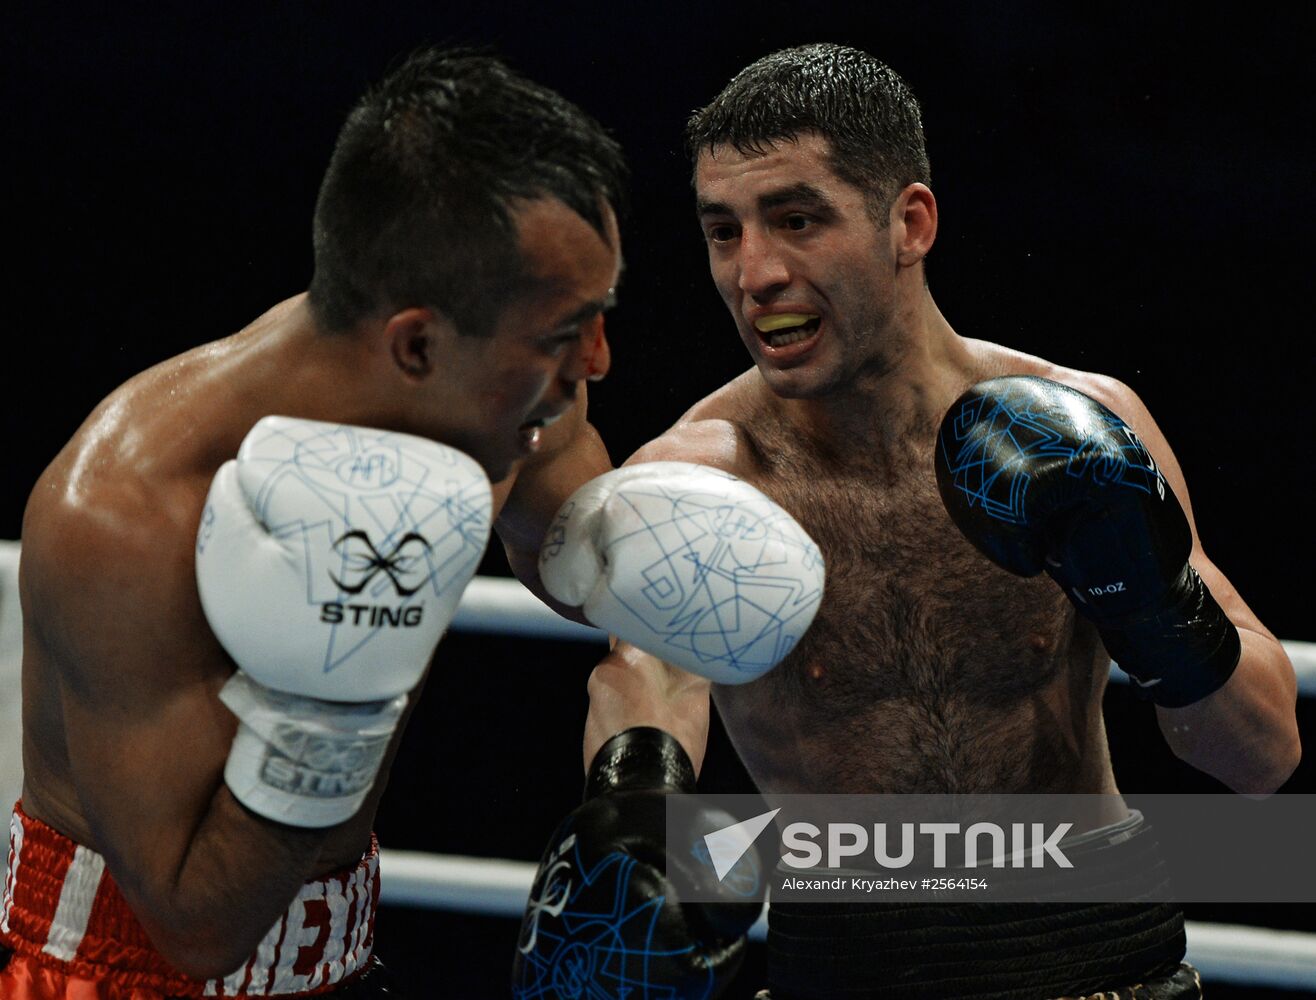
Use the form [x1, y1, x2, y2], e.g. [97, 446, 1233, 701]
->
[385, 307, 455, 381]
[892, 183, 937, 268]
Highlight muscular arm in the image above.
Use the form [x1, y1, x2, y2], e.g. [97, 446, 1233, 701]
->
[1080, 376, 1301, 794]
[22, 491, 383, 977]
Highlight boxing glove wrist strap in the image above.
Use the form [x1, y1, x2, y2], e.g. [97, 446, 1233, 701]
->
[219, 671, 407, 828]
[1097, 566, 1242, 708]
[584, 727, 697, 801]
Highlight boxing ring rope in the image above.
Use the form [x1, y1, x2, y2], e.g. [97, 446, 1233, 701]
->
[450, 576, 1316, 694]
[0, 545, 1313, 989]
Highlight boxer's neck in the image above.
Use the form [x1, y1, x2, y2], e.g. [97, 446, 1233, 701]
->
[233, 295, 414, 434]
[777, 295, 975, 463]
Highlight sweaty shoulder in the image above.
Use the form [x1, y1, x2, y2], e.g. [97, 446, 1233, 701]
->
[1049, 369, 1153, 435]
[624, 369, 769, 482]
[21, 385, 216, 665]
[966, 340, 1151, 432]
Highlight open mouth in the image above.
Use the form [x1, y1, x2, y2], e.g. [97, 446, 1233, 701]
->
[754, 312, 821, 349]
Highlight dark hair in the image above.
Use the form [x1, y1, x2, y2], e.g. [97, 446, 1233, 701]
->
[686, 43, 930, 217]
[309, 48, 627, 336]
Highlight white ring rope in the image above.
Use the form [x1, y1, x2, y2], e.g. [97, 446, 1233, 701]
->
[449, 574, 1316, 695]
[378, 850, 1316, 990]
[1, 544, 1311, 692]
[452, 576, 606, 642]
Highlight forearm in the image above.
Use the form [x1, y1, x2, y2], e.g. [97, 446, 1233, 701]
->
[67, 738, 331, 978]
[1156, 628, 1301, 794]
[145, 786, 334, 976]
[97, 684, 418, 978]
[585, 643, 712, 776]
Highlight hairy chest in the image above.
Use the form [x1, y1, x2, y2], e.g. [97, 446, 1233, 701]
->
[721, 435, 1078, 724]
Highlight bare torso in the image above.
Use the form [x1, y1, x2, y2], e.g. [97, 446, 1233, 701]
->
[19, 296, 530, 874]
[697, 349, 1121, 796]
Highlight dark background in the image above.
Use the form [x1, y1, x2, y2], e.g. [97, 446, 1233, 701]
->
[6, 2, 1313, 995]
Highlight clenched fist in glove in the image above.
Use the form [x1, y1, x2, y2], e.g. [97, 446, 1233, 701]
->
[196, 415, 492, 827]
[936, 376, 1240, 707]
[539, 462, 825, 684]
[512, 728, 765, 1000]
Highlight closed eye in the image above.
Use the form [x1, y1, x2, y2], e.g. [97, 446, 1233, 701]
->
[538, 331, 583, 356]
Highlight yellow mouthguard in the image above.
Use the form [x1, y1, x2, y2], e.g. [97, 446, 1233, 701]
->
[754, 313, 818, 333]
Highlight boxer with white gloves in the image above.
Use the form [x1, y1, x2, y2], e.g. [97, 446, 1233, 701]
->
[7, 47, 626, 997]
[539, 462, 825, 684]
[197, 416, 492, 828]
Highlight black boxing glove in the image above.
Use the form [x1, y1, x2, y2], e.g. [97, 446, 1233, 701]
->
[935, 375, 1240, 707]
[511, 727, 763, 1000]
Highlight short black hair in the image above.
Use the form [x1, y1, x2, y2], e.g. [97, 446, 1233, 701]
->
[686, 43, 930, 217]
[309, 47, 627, 336]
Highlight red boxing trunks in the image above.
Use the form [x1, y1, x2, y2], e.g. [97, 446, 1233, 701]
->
[0, 803, 379, 998]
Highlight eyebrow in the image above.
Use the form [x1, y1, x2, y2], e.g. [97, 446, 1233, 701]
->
[696, 197, 732, 218]
[697, 182, 835, 218]
[554, 285, 620, 329]
[539, 252, 625, 327]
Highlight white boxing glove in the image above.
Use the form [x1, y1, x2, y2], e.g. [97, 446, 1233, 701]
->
[539, 462, 824, 684]
[196, 416, 492, 826]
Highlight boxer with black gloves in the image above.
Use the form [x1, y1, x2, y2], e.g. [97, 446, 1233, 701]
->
[513, 728, 764, 999]
[936, 375, 1240, 709]
[561, 43, 1299, 1000]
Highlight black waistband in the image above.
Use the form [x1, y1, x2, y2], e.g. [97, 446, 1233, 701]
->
[767, 816, 1185, 999]
[768, 901, 1185, 999]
